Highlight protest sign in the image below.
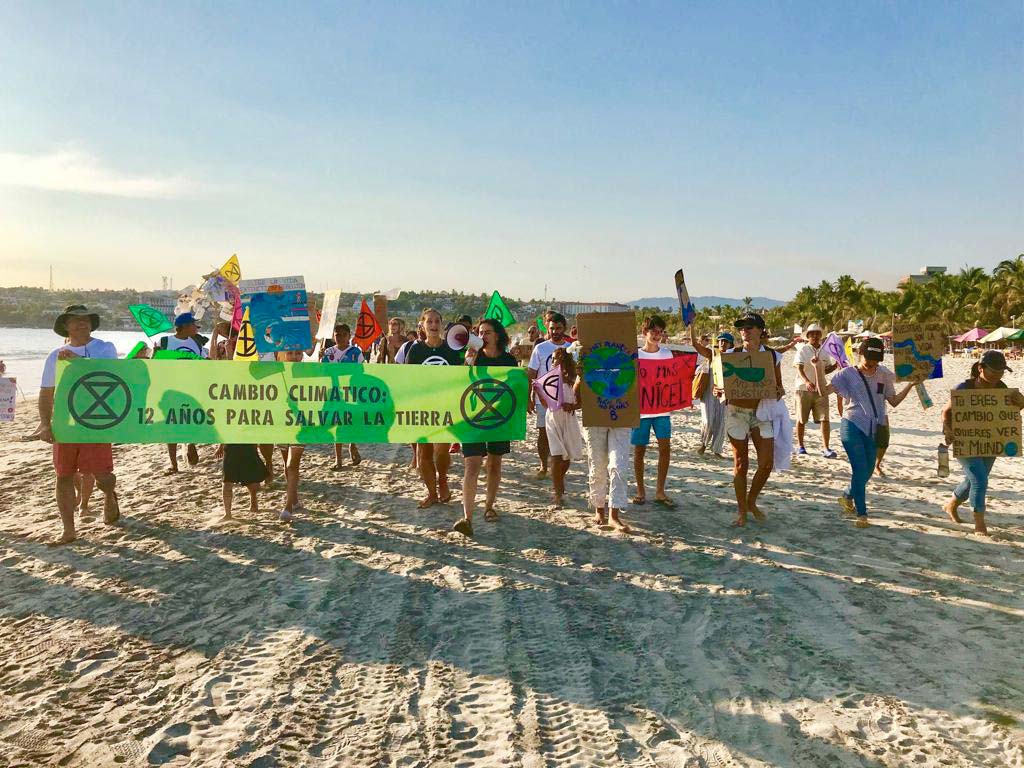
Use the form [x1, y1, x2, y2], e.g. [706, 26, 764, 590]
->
[712, 350, 777, 401]
[674, 270, 696, 328]
[374, 294, 389, 332]
[53, 359, 527, 445]
[950, 388, 1021, 458]
[128, 304, 173, 337]
[316, 290, 342, 341]
[234, 309, 258, 361]
[534, 365, 564, 411]
[0, 377, 16, 422]
[250, 291, 311, 353]
[484, 291, 516, 329]
[238, 276, 305, 298]
[577, 311, 639, 427]
[639, 352, 697, 415]
[823, 332, 851, 369]
[892, 317, 944, 381]
[353, 299, 383, 352]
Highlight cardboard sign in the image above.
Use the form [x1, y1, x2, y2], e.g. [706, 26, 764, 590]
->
[249, 290, 311, 353]
[0, 377, 16, 422]
[317, 289, 342, 341]
[712, 350, 777, 401]
[577, 311, 639, 427]
[374, 294, 389, 331]
[950, 388, 1021, 458]
[53, 359, 528, 445]
[892, 317, 944, 381]
[639, 353, 698, 415]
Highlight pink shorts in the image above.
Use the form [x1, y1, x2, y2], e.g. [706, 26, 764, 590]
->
[52, 442, 114, 478]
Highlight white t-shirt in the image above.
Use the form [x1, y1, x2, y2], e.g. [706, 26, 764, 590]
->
[160, 335, 209, 358]
[638, 345, 674, 419]
[793, 342, 833, 392]
[40, 339, 119, 388]
[323, 344, 365, 363]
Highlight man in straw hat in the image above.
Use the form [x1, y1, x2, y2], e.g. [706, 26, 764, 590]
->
[36, 305, 121, 545]
[793, 322, 839, 458]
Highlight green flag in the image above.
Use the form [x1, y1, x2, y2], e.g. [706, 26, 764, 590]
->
[128, 304, 173, 337]
[53, 358, 527, 445]
[536, 315, 547, 334]
[484, 290, 515, 328]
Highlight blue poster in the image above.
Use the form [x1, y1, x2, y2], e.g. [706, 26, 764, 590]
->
[249, 290, 311, 353]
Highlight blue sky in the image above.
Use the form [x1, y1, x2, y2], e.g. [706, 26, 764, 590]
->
[0, 1, 1020, 302]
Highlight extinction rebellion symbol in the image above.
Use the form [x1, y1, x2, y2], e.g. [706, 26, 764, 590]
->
[460, 378, 516, 431]
[68, 372, 132, 430]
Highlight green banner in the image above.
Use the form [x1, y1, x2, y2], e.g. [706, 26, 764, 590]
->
[484, 290, 516, 329]
[53, 359, 527, 445]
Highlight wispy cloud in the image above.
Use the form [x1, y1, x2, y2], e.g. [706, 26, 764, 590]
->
[0, 147, 194, 199]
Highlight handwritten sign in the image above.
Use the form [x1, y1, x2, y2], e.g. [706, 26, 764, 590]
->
[250, 290, 311, 353]
[713, 350, 777, 401]
[238, 275, 305, 298]
[950, 388, 1021, 458]
[892, 317, 944, 382]
[316, 289, 342, 341]
[639, 353, 697, 415]
[577, 311, 639, 427]
[0, 377, 16, 422]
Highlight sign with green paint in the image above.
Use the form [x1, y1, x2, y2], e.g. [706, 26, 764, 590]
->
[53, 359, 527, 445]
[483, 290, 515, 329]
[128, 304, 173, 337]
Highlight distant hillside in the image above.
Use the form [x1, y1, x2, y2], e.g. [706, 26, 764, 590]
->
[626, 296, 786, 311]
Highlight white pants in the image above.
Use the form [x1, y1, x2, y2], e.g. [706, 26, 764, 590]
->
[583, 426, 631, 510]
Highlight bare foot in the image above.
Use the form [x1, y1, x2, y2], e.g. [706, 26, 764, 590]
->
[943, 498, 962, 524]
[418, 495, 438, 509]
[748, 503, 766, 522]
[164, 466, 179, 475]
[330, 463, 346, 471]
[534, 468, 548, 479]
[551, 494, 563, 509]
[730, 512, 747, 528]
[973, 513, 988, 536]
[696, 444, 706, 455]
[594, 508, 607, 526]
[47, 531, 77, 547]
[103, 492, 120, 525]
[875, 464, 886, 477]
[438, 482, 452, 503]
[221, 512, 233, 521]
[609, 510, 631, 533]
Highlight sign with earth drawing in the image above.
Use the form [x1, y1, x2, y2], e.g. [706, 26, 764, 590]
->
[577, 311, 640, 427]
[53, 359, 527, 444]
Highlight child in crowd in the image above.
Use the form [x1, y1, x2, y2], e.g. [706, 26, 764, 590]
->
[546, 347, 584, 509]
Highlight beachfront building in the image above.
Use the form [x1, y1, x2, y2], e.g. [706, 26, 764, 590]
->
[897, 266, 947, 289]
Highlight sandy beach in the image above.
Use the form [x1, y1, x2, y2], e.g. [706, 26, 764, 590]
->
[0, 353, 1021, 767]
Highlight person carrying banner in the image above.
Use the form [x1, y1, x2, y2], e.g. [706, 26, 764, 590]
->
[691, 329, 732, 457]
[404, 308, 462, 507]
[35, 305, 120, 545]
[793, 323, 839, 458]
[322, 322, 364, 469]
[159, 312, 208, 474]
[941, 352, 1024, 535]
[812, 337, 914, 528]
[546, 347, 584, 509]
[631, 315, 676, 507]
[527, 311, 571, 479]
[454, 318, 519, 536]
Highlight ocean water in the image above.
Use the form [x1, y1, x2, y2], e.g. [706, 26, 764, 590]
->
[0, 327, 149, 397]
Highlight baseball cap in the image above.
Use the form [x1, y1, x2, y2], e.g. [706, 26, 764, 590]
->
[716, 332, 735, 345]
[174, 312, 197, 327]
[734, 312, 766, 330]
[859, 337, 885, 361]
[980, 350, 1012, 372]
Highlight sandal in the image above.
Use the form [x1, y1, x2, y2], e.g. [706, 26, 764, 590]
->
[654, 497, 676, 508]
[484, 508, 498, 522]
[631, 496, 647, 505]
[453, 518, 474, 537]
[103, 492, 120, 525]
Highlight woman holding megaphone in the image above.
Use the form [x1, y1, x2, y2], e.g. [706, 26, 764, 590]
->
[453, 318, 516, 537]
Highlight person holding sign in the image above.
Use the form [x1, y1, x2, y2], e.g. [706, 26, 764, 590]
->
[812, 337, 914, 528]
[710, 312, 784, 527]
[691, 329, 733, 457]
[454, 318, 519, 536]
[941, 352, 1024, 535]
[36, 305, 120, 545]
[631, 315, 676, 507]
[527, 312, 571, 479]
[404, 308, 462, 508]
[544, 348, 584, 510]
[158, 312, 208, 474]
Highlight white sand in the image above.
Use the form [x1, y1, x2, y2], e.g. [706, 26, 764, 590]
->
[0, 354, 1021, 767]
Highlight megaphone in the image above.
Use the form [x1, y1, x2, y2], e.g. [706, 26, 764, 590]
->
[466, 333, 483, 351]
[446, 323, 470, 350]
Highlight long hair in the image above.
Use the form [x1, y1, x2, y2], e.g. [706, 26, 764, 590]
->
[478, 318, 510, 351]
[970, 361, 981, 379]
[552, 347, 577, 383]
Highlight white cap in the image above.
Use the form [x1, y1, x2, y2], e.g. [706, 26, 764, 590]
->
[805, 323, 823, 333]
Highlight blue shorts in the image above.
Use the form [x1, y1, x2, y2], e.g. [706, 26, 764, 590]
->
[630, 415, 672, 446]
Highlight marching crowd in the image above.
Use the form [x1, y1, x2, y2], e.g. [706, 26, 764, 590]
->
[23, 302, 1024, 546]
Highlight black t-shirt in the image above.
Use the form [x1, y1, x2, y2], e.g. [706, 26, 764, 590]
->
[473, 350, 518, 367]
[404, 341, 463, 366]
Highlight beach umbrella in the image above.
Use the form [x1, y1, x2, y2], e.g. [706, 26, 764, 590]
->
[978, 327, 1020, 344]
[953, 327, 989, 343]
[1006, 328, 1024, 341]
